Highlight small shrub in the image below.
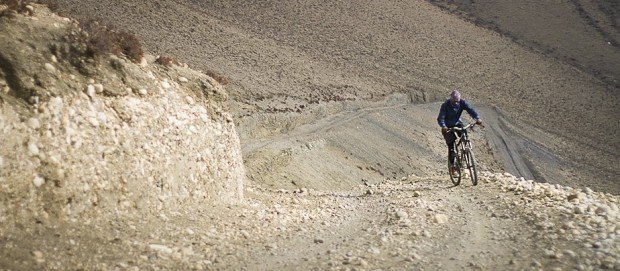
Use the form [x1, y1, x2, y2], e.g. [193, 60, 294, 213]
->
[155, 55, 177, 67]
[205, 70, 229, 86]
[81, 20, 144, 63]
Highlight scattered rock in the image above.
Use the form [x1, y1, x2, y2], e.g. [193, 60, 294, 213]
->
[32, 250, 44, 264]
[27, 118, 40, 129]
[28, 142, 39, 156]
[395, 210, 408, 220]
[178, 77, 188, 83]
[413, 191, 422, 197]
[33, 176, 45, 187]
[148, 244, 172, 254]
[161, 80, 171, 89]
[185, 96, 195, 105]
[86, 85, 96, 98]
[433, 214, 448, 224]
[94, 84, 104, 93]
[44, 63, 56, 73]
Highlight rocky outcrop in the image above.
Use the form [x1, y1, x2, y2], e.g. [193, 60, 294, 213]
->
[0, 5, 245, 223]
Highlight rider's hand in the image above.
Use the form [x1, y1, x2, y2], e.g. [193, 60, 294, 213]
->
[441, 126, 448, 134]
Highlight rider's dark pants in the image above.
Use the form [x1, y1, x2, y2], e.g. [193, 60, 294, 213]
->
[443, 123, 465, 166]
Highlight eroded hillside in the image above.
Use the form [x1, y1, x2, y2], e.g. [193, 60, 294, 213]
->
[0, 4, 244, 224]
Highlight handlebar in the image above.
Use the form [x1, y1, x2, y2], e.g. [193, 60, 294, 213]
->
[448, 122, 480, 133]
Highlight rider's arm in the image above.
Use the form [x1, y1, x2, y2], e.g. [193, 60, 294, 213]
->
[437, 102, 447, 127]
[462, 100, 480, 121]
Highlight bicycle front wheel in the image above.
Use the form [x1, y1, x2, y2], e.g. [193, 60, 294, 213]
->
[465, 149, 478, 186]
[449, 159, 461, 186]
[449, 145, 461, 186]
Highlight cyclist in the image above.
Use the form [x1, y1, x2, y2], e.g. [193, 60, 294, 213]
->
[437, 90, 482, 174]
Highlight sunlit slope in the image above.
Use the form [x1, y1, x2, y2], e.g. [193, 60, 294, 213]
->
[49, 0, 619, 190]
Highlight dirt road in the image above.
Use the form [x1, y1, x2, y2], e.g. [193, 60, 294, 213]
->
[3, 173, 616, 270]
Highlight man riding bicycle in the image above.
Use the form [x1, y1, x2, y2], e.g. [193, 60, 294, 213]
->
[437, 90, 482, 174]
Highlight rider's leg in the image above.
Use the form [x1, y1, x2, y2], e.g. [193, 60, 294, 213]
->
[443, 127, 457, 166]
[448, 143, 456, 165]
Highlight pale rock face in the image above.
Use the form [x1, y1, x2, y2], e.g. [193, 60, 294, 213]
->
[0, 8, 246, 223]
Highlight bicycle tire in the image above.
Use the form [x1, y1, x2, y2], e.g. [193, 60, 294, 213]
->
[449, 143, 461, 186]
[466, 148, 478, 186]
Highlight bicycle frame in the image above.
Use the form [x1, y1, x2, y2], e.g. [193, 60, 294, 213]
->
[448, 122, 478, 186]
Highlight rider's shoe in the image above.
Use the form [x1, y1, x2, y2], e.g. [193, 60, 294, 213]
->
[450, 165, 459, 176]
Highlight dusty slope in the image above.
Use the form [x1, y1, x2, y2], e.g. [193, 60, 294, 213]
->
[47, 0, 620, 192]
[430, 0, 620, 88]
[3, 173, 618, 270]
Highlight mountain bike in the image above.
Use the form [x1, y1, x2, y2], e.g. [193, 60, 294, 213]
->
[448, 122, 479, 186]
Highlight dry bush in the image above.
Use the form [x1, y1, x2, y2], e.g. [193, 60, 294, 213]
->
[205, 70, 229, 86]
[81, 20, 144, 63]
[155, 55, 177, 67]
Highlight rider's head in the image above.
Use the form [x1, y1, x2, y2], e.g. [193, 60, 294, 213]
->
[450, 89, 461, 105]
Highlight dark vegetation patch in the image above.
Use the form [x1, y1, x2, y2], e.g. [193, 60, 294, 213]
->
[205, 70, 229, 86]
[155, 55, 178, 68]
[80, 20, 144, 63]
[1, 0, 144, 63]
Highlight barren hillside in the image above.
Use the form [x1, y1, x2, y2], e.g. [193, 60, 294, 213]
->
[46, 0, 619, 192]
[0, 1, 619, 270]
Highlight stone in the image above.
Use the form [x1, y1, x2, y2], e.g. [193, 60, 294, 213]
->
[368, 247, 380, 254]
[138, 88, 148, 96]
[28, 142, 39, 156]
[162, 80, 171, 89]
[86, 85, 96, 98]
[433, 214, 448, 224]
[32, 250, 44, 263]
[33, 176, 45, 187]
[149, 244, 172, 254]
[395, 210, 408, 220]
[94, 84, 104, 93]
[44, 63, 56, 73]
[185, 96, 195, 105]
[413, 191, 422, 197]
[0, 156, 3, 167]
[563, 250, 576, 257]
[178, 77, 188, 83]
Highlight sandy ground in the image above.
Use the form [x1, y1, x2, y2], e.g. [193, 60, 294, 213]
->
[2, 173, 618, 270]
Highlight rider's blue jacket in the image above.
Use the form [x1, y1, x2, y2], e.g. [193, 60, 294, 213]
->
[437, 99, 480, 127]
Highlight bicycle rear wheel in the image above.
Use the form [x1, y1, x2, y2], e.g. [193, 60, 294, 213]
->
[465, 149, 478, 186]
